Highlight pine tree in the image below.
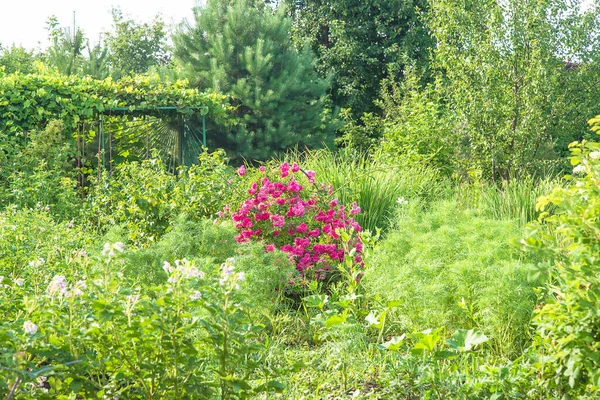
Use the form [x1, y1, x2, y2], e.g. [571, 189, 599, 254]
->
[173, 0, 336, 161]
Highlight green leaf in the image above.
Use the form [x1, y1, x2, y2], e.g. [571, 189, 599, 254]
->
[380, 334, 406, 351]
[446, 329, 489, 352]
[303, 294, 328, 309]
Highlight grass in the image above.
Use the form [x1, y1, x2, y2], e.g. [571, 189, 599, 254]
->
[285, 148, 450, 233]
[459, 176, 559, 226]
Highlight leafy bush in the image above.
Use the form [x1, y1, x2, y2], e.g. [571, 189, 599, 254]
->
[0, 244, 283, 399]
[521, 121, 600, 395]
[0, 121, 80, 220]
[365, 200, 539, 357]
[84, 150, 230, 245]
[379, 70, 454, 174]
[228, 162, 363, 289]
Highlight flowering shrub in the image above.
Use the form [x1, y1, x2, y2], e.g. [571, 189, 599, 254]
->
[228, 162, 364, 285]
[0, 242, 282, 399]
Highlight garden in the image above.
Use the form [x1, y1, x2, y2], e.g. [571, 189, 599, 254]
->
[1, 0, 600, 399]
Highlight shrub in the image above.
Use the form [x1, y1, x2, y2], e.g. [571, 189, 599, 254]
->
[83, 149, 230, 245]
[521, 119, 600, 395]
[227, 162, 363, 289]
[0, 244, 283, 399]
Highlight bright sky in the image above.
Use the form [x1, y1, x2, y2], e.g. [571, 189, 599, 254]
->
[0, 0, 198, 51]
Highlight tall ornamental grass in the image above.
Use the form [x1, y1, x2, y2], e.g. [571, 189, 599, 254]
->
[285, 148, 450, 232]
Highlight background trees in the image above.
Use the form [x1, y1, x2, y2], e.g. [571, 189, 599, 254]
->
[282, 0, 432, 119]
[173, 0, 336, 161]
[104, 8, 170, 78]
[423, 0, 600, 180]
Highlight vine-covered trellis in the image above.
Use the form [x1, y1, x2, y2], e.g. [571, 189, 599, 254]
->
[0, 72, 229, 182]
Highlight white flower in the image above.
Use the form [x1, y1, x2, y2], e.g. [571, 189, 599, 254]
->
[237, 272, 245, 282]
[190, 291, 202, 300]
[397, 197, 408, 205]
[127, 294, 139, 304]
[113, 242, 125, 253]
[23, 320, 38, 335]
[573, 164, 587, 175]
[101, 242, 112, 256]
[163, 261, 174, 274]
[47, 275, 68, 296]
[167, 276, 178, 284]
[14, 278, 24, 286]
[28, 258, 45, 268]
[219, 277, 228, 286]
[590, 151, 600, 160]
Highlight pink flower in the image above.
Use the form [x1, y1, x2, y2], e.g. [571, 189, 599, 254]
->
[350, 202, 361, 215]
[308, 228, 320, 237]
[241, 218, 253, 228]
[287, 180, 303, 193]
[265, 244, 276, 252]
[280, 163, 290, 178]
[259, 166, 266, 172]
[271, 214, 286, 228]
[248, 183, 258, 195]
[292, 163, 300, 173]
[296, 223, 308, 233]
[237, 165, 246, 177]
[306, 170, 316, 183]
[330, 198, 338, 207]
[255, 212, 271, 221]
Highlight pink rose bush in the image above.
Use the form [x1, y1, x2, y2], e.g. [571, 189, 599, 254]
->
[225, 162, 363, 283]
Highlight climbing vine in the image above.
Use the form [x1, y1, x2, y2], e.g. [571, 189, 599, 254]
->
[0, 72, 229, 134]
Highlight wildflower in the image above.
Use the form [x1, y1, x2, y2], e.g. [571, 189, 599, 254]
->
[163, 261, 174, 274]
[222, 264, 235, 276]
[397, 197, 408, 205]
[350, 202, 361, 215]
[259, 166, 266, 172]
[23, 320, 38, 335]
[127, 294, 139, 304]
[14, 278, 24, 286]
[292, 163, 300, 173]
[113, 242, 125, 253]
[237, 165, 246, 177]
[306, 170, 316, 183]
[47, 275, 68, 296]
[28, 258, 45, 268]
[190, 291, 202, 300]
[237, 272, 246, 282]
[573, 164, 587, 175]
[590, 151, 600, 160]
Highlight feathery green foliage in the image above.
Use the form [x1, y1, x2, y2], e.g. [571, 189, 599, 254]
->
[365, 200, 540, 357]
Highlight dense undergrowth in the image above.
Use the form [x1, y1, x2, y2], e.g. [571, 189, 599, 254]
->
[2, 118, 600, 398]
